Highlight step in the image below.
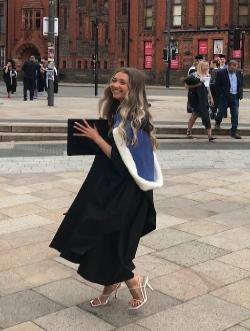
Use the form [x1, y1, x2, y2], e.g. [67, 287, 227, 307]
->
[0, 132, 66, 142]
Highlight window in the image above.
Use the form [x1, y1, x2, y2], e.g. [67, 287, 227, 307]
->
[104, 61, 108, 69]
[0, 4, 5, 34]
[105, 24, 109, 45]
[24, 9, 33, 30]
[204, 0, 215, 26]
[84, 60, 88, 69]
[122, 0, 128, 16]
[0, 46, 5, 67]
[35, 11, 41, 30]
[173, 0, 182, 27]
[91, 21, 96, 41]
[145, 0, 153, 30]
[63, 7, 68, 30]
[120, 60, 125, 67]
[239, 0, 249, 26]
[104, 0, 108, 9]
[77, 61, 82, 69]
[63, 60, 67, 68]
[121, 29, 126, 52]
[79, 12, 83, 36]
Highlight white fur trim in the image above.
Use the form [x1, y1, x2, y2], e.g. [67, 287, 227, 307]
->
[113, 128, 163, 191]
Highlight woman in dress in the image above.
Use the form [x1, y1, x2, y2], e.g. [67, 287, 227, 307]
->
[186, 61, 215, 141]
[50, 67, 163, 309]
[3, 59, 17, 98]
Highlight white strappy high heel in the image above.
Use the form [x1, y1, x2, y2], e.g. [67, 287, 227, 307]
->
[128, 275, 154, 310]
[90, 283, 122, 307]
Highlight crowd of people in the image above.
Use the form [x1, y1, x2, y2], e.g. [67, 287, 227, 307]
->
[186, 54, 243, 140]
[2, 55, 58, 101]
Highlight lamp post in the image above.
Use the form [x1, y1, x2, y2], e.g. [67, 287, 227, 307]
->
[48, 0, 56, 106]
[165, 0, 171, 88]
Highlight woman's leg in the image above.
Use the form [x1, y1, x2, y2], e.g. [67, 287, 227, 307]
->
[187, 114, 198, 136]
[90, 283, 121, 305]
[125, 275, 144, 308]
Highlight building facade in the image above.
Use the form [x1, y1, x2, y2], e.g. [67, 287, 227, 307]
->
[2, 0, 250, 85]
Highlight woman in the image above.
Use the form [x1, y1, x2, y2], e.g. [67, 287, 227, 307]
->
[209, 59, 220, 119]
[186, 61, 215, 141]
[3, 59, 17, 98]
[50, 68, 163, 310]
[185, 74, 216, 142]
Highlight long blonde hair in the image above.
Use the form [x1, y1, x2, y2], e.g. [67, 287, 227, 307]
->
[99, 67, 158, 148]
[196, 60, 210, 77]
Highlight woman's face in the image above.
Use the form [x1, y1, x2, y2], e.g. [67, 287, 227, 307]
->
[110, 72, 129, 102]
[201, 63, 209, 73]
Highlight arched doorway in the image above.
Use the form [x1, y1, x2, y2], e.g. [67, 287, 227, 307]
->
[15, 43, 41, 70]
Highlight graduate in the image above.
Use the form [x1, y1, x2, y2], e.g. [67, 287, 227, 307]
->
[50, 67, 163, 310]
[3, 59, 17, 98]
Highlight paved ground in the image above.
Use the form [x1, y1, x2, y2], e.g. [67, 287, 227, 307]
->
[0, 84, 250, 126]
[0, 153, 250, 330]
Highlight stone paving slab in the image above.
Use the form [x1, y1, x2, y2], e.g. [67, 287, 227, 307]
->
[0, 290, 63, 329]
[140, 227, 198, 251]
[153, 240, 230, 267]
[3, 322, 45, 331]
[34, 278, 99, 307]
[216, 249, 250, 271]
[241, 319, 250, 328]
[226, 326, 250, 331]
[211, 277, 250, 310]
[137, 294, 250, 331]
[34, 306, 114, 331]
[199, 226, 250, 251]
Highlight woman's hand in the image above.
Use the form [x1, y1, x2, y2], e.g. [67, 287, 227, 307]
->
[74, 120, 101, 143]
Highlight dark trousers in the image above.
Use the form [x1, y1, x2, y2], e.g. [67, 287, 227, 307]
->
[216, 94, 239, 133]
[23, 77, 35, 100]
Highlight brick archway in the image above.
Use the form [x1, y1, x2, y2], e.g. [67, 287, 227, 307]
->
[17, 43, 40, 61]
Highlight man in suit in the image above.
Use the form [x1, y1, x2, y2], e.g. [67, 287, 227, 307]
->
[22, 55, 40, 101]
[215, 60, 243, 139]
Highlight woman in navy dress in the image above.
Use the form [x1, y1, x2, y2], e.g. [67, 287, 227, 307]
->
[50, 67, 163, 310]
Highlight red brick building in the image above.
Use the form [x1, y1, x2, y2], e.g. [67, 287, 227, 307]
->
[1, 0, 250, 85]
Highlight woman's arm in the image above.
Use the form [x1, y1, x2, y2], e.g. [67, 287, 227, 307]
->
[74, 120, 112, 158]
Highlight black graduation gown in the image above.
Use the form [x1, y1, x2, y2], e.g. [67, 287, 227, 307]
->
[49, 135, 156, 286]
[3, 68, 17, 93]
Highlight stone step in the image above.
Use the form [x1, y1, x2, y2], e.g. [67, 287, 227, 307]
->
[0, 132, 66, 142]
[0, 124, 250, 142]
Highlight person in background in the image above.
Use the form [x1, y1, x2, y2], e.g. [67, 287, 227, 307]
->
[185, 75, 216, 142]
[22, 55, 41, 101]
[209, 59, 221, 119]
[3, 59, 17, 98]
[187, 55, 203, 76]
[215, 59, 243, 139]
[219, 54, 227, 69]
[196, 60, 214, 109]
[187, 55, 203, 114]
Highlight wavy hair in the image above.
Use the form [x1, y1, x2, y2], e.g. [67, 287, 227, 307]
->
[99, 67, 158, 149]
[196, 60, 210, 77]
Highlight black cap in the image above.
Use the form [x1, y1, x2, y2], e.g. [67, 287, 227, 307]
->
[195, 55, 203, 60]
[219, 54, 226, 58]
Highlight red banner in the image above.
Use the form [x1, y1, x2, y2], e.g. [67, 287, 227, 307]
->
[144, 41, 153, 55]
[198, 40, 208, 55]
[232, 50, 241, 59]
[144, 41, 153, 69]
[171, 56, 179, 70]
